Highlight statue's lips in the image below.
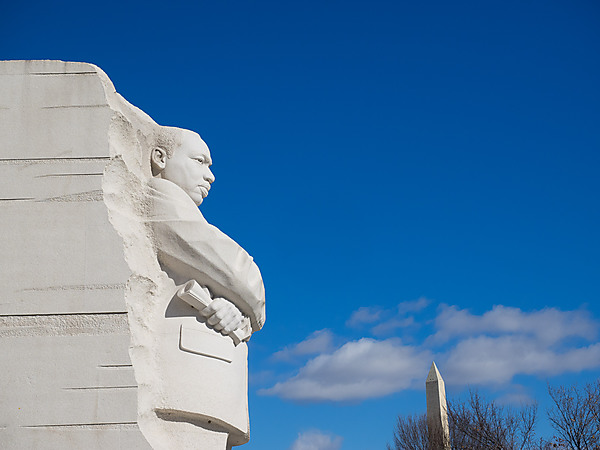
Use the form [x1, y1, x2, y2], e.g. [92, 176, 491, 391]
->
[198, 185, 210, 198]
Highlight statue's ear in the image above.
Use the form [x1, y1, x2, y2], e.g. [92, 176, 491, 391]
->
[151, 147, 167, 174]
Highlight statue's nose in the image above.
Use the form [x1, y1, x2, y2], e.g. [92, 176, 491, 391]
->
[205, 168, 215, 184]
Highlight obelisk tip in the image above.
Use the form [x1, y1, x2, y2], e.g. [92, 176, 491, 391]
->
[426, 361, 443, 383]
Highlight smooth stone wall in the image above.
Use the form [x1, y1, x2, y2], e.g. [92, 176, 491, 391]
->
[0, 60, 150, 449]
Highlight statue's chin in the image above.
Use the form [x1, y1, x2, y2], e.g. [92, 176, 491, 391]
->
[182, 190, 205, 206]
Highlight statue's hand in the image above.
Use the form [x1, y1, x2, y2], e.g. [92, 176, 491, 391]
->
[200, 297, 244, 336]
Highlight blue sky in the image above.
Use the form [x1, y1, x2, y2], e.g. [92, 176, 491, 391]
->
[3, 0, 599, 448]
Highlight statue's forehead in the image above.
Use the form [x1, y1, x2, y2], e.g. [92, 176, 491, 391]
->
[177, 131, 212, 161]
[179, 128, 201, 140]
[179, 130, 208, 149]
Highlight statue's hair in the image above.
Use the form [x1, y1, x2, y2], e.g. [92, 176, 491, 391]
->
[154, 126, 183, 158]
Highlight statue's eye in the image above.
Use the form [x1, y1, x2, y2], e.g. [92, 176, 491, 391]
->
[195, 158, 205, 164]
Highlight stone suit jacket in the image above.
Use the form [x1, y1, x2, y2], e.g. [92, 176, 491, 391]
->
[146, 177, 265, 332]
[144, 177, 265, 443]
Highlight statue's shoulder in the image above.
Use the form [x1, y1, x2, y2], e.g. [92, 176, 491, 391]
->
[146, 177, 205, 223]
[148, 176, 185, 196]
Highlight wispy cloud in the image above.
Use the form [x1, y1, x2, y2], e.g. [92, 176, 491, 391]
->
[431, 304, 598, 344]
[346, 306, 383, 328]
[432, 305, 600, 386]
[271, 329, 336, 362]
[397, 297, 430, 315]
[261, 338, 432, 401]
[443, 336, 600, 385]
[289, 430, 343, 450]
[371, 316, 415, 335]
[346, 298, 430, 336]
[263, 303, 600, 403]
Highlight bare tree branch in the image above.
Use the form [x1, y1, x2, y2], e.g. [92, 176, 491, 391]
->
[389, 389, 541, 450]
[547, 382, 600, 450]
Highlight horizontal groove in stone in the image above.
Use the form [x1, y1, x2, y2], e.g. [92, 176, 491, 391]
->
[0, 313, 129, 337]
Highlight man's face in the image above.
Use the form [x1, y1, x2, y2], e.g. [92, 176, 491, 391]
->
[161, 131, 215, 206]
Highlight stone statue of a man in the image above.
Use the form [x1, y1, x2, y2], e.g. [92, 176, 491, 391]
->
[145, 126, 265, 449]
[0, 60, 264, 450]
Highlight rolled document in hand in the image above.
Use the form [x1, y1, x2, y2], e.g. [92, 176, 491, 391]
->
[177, 280, 251, 346]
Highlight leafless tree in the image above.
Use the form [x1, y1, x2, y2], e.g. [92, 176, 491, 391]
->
[588, 380, 600, 449]
[388, 390, 540, 450]
[546, 381, 600, 450]
[387, 413, 451, 450]
[387, 413, 429, 450]
[448, 390, 539, 450]
[389, 382, 600, 450]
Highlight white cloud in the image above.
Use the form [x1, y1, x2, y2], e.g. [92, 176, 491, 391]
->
[289, 430, 343, 450]
[442, 336, 600, 386]
[346, 298, 430, 335]
[346, 306, 383, 328]
[433, 305, 600, 387]
[371, 316, 415, 336]
[431, 304, 597, 345]
[261, 338, 432, 401]
[397, 297, 430, 315]
[272, 329, 336, 362]
[263, 303, 600, 402]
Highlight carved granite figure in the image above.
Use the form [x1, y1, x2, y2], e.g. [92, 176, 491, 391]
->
[148, 126, 265, 333]
[0, 60, 263, 449]
[145, 126, 265, 449]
